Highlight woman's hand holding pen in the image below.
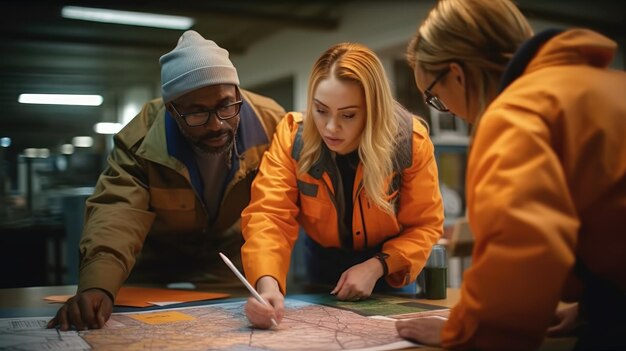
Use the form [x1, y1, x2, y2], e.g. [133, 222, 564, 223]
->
[331, 258, 383, 301]
[244, 276, 284, 329]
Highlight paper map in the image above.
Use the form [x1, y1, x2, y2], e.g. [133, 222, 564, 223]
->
[0, 318, 89, 350]
[0, 298, 424, 351]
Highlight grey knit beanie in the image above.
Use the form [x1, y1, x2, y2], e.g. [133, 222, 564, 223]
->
[160, 30, 239, 103]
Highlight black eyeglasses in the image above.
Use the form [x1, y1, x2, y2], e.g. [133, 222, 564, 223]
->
[423, 68, 450, 112]
[170, 94, 243, 127]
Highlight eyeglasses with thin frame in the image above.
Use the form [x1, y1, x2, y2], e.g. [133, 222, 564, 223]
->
[423, 68, 450, 112]
[170, 90, 243, 127]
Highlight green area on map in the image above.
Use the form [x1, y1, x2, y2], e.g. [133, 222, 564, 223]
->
[290, 293, 446, 316]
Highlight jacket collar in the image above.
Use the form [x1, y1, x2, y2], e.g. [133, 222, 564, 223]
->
[308, 144, 334, 180]
[165, 112, 203, 192]
[292, 107, 413, 183]
[164, 98, 269, 192]
[290, 123, 333, 181]
[498, 28, 564, 93]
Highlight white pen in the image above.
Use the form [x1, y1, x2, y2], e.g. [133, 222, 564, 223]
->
[219, 252, 279, 328]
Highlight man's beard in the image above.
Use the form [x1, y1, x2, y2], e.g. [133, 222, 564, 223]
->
[183, 128, 235, 155]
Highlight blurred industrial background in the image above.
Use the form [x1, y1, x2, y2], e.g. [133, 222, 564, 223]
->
[0, 0, 624, 288]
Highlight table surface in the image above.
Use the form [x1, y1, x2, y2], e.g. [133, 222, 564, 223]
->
[0, 285, 575, 351]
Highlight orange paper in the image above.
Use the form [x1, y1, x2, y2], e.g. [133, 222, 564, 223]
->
[44, 287, 229, 307]
[127, 311, 196, 324]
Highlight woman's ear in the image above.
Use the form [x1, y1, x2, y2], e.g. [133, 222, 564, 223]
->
[449, 62, 465, 88]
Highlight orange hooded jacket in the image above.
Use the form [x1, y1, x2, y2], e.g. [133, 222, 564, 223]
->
[442, 29, 626, 350]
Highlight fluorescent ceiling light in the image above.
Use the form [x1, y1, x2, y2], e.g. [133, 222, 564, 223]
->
[94, 122, 123, 135]
[18, 94, 103, 106]
[62, 6, 194, 30]
[23, 148, 50, 159]
[72, 136, 94, 148]
[0, 137, 11, 148]
[60, 144, 75, 155]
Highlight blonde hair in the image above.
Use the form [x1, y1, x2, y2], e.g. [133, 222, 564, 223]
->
[299, 42, 400, 214]
[407, 0, 533, 124]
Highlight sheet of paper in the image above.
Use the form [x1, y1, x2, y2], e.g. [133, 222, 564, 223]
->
[0, 316, 90, 350]
[148, 301, 184, 306]
[43, 287, 229, 307]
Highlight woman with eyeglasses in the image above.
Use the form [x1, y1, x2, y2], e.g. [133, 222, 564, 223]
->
[396, 0, 626, 349]
[240, 42, 445, 329]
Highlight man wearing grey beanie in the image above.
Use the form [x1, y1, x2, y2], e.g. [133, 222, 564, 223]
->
[49, 30, 286, 331]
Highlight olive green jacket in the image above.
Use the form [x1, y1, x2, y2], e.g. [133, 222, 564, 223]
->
[77, 89, 285, 299]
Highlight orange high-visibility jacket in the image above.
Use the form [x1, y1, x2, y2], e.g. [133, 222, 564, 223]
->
[242, 112, 444, 294]
[442, 29, 626, 350]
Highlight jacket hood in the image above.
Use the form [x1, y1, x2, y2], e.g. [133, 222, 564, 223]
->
[528, 28, 617, 73]
[499, 28, 617, 92]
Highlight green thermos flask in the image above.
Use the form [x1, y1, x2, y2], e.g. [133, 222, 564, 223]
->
[423, 244, 447, 299]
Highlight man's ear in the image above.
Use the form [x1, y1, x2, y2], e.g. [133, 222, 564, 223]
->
[449, 62, 465, 89]
[164, 103, 174, 116]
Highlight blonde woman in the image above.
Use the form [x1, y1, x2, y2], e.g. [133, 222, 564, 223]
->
[397, 0, 626, 349]
[241, 42, 444, 328]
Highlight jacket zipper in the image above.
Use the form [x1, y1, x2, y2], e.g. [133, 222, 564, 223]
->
[355, 181, 368, 248]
